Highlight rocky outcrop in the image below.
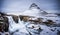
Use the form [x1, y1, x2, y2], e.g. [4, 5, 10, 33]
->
[0, 13, 9, 32]
[12, 15, 18, 23]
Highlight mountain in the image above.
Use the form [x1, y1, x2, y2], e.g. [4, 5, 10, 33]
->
[29, 3, 40, 10]
[22, 3, 60, 24]
[22, 3, 48, 18]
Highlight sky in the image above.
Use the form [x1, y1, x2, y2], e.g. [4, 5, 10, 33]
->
[0, 0, 60, 13]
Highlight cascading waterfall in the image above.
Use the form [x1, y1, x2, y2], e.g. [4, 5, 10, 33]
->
[7, 16, 19, 33]
[7, 16, 29, 35]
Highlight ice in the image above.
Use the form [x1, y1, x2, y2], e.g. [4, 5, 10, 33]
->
[7, 16, 60, 35]
[39, 25, 60, 35]
[7, 16, 42, 35]
[7, 16, 29, 35]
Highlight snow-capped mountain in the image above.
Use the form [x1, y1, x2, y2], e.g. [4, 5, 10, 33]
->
[29, 3, 40, 10]
[5, 3, 60, 24]
[20, 3, 48, 18]
[21, 3, 59, 23]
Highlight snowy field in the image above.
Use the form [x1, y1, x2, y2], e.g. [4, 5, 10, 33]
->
[0, 15, 60, 35]
[2, 16, 59, 35]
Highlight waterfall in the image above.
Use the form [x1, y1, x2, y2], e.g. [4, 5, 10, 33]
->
[18, 17, 29, 34]
[7, 16, 47, 35]
[7, 16, 19, 33]
[7, 16, 29, 35]
[2, 16, 60, 35]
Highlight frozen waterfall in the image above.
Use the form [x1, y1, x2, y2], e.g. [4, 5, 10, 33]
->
[7, 16, 29, 35]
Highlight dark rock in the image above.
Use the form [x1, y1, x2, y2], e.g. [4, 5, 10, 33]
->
[0, 16, 9, 32]
[12, 15, 18, 23]
[57, 30, 60, 35]
[50, 29, 55, 32]
[46, 32, 48, 33]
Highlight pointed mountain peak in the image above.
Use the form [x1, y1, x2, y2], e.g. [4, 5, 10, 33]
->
[29, 3, 40, 9]
[30, 3, 37, 7]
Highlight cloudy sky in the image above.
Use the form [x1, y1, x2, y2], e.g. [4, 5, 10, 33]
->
[0, 0, 60, 13]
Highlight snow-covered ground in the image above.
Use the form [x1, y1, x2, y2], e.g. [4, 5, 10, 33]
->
[0, 15, 60, 35]
[6, 16, 60, 35]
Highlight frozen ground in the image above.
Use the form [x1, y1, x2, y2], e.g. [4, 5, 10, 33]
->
[0, 16, 60, 35]
[6, 16, 60, 35]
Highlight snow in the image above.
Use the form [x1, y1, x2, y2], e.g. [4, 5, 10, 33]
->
[1, 3, 60, 35]
[21, 9, 40, 17]
[40, 25, 60, 35]
[6, 6, 60, 35]
[6, 16, 60, 35]
[4, 9, 60, 35]
[45, 14, 57, 17]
